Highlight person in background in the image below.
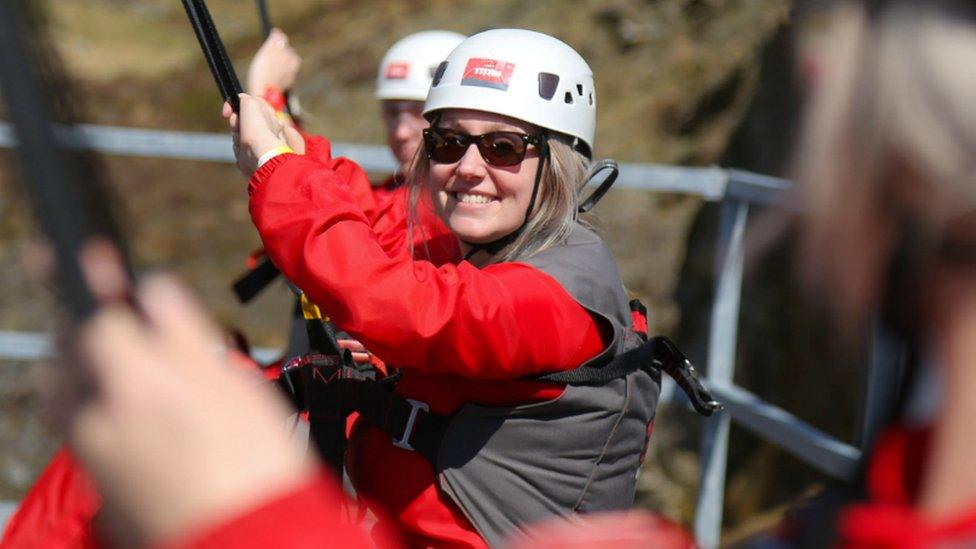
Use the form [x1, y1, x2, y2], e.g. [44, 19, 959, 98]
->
[780, 0, 976, 546]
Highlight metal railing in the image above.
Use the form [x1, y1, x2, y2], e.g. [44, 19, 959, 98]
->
[0, 123, 895, 546]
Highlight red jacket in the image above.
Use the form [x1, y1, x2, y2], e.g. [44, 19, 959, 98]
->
[839, 426, 976, 548]
[371, 174, 404, 207]
[1, 448, 101, 548]
[250, 137, 607, 547]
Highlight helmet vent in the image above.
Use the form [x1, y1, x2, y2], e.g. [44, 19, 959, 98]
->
[576, 84, 583, 96]
[538, 72, 560, 100]
[588, 92, 593, 106]
[432, 61, 448, 87]
[564, 91, 574, 104]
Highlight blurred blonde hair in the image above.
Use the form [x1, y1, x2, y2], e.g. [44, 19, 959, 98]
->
[406, 129, 589, 262]
[797, 0, 976, 317]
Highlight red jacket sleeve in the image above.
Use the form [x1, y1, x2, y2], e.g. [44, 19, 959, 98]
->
[157, 472, 388, 549]
[299, 134, 441, 260]
[249, 155, 606, 380]
[1, 447, 101, 548]
[300, 134, 383, 225]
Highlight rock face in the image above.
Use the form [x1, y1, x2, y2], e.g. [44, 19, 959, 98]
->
[0, 0, 795, 532]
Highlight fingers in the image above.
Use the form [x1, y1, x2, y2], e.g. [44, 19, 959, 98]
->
[137, 275, 223, 369]
[272, 29, 288, 49]
[337, 339, 372, 364]
[79, 239, 130, 304]
[78, 304, 155, 400]
[337, 339, 367, 353]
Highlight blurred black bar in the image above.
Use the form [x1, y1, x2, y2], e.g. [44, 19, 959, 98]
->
[0, 0, 127, 319]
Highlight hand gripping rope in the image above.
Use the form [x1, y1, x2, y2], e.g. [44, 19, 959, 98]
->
[254, 0, 297, 120]
[181, 0, 244, 113]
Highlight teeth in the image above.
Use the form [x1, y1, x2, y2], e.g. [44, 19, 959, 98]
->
[457, 192, 493, 205]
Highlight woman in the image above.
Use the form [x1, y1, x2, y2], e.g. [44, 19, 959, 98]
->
[230, 29, 660, 547]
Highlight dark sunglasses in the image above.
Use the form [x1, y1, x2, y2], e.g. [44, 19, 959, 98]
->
[422, 127, 544, 167]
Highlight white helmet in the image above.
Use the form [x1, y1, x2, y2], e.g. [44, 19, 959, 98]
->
[424, 29, 596, 156]
[376, 30, 466, 101]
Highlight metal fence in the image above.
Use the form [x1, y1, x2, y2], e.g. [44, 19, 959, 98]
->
[0, 123, 894, 546]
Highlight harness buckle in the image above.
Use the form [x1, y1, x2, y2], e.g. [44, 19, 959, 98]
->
[392, 398, 430, 451]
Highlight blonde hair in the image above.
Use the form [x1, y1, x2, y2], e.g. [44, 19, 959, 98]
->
[406, 130, 590, 262]
[797, 0, 976, 317]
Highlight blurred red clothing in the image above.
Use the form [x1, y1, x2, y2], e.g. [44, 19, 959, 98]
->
[839, 426, 976, 548]
[1, 448, 101, 548]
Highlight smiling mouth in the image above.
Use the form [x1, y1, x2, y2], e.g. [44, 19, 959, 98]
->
[451, 191, 496, 205]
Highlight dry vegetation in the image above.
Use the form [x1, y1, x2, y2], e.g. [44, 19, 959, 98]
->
[0, 0, 795, 534]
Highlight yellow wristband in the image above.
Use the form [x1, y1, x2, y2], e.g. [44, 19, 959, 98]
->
[257, 145, 294, 169]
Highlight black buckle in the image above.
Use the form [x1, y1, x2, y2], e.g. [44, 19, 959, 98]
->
[650, 336, 722, 416]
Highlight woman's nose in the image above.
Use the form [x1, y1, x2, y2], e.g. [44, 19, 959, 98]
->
[455, 144, 486, 179]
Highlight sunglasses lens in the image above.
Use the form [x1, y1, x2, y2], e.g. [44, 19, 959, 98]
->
[425, 129, 467, 164]
[480, 133, 527, 167]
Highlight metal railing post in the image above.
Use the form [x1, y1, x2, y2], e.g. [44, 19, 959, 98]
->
[694, 196, 749, 547]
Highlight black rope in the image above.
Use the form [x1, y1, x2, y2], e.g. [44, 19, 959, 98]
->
[182, 0, 244, 113]
[256, 0, 273, 38]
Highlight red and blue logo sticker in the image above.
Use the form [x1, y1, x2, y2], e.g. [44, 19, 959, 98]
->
[461, 58, 515, 90]
[384, 62, 410, 80]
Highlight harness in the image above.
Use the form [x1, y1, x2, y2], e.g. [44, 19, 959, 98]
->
[276, 299, 719, 467]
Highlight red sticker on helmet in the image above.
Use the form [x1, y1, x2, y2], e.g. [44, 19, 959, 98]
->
[385, 62, 410, 80]
[461, 58, 515, 91]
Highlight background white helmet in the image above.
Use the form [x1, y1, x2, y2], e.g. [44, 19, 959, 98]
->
[424, 29, 596, 157]
[375, 30, 466, 101]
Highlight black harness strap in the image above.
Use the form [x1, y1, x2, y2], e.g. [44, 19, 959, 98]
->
[535, 335, 721, 417]
[232, 257, 282, 304]
[334, 378, 450, 464]
[278, 359, 451, 464]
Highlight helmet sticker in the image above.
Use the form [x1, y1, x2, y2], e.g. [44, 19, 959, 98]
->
[384, 62, 410, 80]
[461, 58, 515, 91]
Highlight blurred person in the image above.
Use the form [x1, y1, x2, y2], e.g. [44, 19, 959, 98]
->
[228, 28, 663, 547]
[372, 31, 467, 202]
[773, 0, 976, 546]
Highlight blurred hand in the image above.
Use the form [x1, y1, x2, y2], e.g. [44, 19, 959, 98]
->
[64, 272, 315, 544]
[337, 338, 373, 365]
[247, 29, 302, 97]
[223, 94, 303, 179]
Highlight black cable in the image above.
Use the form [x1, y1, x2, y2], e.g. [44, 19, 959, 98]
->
[181, 0, 244, 113]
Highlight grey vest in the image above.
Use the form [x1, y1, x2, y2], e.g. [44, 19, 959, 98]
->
[435, 224, 661, 547]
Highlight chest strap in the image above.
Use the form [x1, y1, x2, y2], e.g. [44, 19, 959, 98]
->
[533, 335, 721, 416]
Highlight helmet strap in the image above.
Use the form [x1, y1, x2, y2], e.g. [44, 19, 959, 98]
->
[462, 135, 549, 261]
